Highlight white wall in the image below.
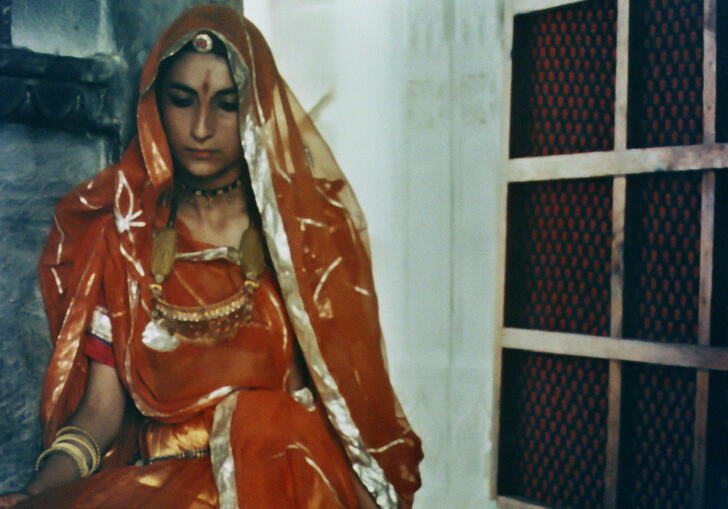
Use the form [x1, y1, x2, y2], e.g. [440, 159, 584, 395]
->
[246, 2, 503, 508]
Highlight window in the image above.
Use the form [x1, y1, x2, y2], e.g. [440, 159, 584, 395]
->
[495, 1, 728, 508]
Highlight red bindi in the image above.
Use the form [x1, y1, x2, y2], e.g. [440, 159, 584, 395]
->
[201, 70, 211, 96]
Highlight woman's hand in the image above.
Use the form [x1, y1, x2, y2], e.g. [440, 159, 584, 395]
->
[0, 493, 29, 508]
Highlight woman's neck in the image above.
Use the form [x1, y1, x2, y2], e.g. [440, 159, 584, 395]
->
[174, 174, 252, 248]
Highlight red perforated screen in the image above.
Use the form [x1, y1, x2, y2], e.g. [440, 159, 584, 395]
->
[706, 371, 728, 508]
[499, 350, 608, 508]
[509, 0, 617, 157]
[628, 0, 703, 147]
[623, 172, 702, 343]
[619, 363, 696, 508]
[505, 179, 612, 336]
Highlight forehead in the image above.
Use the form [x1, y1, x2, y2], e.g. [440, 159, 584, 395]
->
[165, 52, 233, 89]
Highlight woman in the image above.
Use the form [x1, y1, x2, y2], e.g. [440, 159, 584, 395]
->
[1, 5, 422, 508]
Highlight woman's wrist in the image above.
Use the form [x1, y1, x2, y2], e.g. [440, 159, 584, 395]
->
[25, 452, 80, 496]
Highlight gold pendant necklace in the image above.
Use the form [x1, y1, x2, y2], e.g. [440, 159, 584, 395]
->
[147, 200, 266, 347]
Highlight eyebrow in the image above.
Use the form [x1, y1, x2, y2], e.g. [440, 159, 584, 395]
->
[168, 82, 237, 98]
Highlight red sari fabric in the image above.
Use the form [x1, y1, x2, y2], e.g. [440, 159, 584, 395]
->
[24, 228, 360, 507]
[33, 4, 421, 508]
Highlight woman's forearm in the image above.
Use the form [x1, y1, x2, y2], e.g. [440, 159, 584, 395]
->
[25, 360, 126, 496]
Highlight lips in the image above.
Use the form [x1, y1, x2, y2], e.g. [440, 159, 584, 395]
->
[186, 148, 217, 159]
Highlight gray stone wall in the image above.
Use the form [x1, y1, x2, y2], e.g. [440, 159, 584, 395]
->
[0, 125, 108, 491]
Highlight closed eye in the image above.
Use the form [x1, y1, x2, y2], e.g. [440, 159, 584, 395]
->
[168, 93, 194, 108]
[218, 99, 238, 112]
[215, 89, 238, 112]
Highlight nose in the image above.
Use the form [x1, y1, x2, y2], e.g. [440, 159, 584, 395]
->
[191, 104, 214, 142]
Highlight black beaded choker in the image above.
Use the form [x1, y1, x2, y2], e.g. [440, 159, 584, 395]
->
[177, 176, 243, 198]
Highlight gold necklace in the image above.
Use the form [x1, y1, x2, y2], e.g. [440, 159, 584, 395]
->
[147, 206, 266, 347]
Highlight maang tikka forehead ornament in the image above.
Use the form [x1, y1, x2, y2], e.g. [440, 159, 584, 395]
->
[193, 32, 214, 53]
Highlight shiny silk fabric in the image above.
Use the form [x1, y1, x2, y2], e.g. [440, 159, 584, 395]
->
[34, 4, 422, 508]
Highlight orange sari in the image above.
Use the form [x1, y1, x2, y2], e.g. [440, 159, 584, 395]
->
[28, 5, 422, 509]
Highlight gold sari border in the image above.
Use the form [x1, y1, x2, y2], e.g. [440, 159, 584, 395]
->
[240, 99, 399, 508]
[211, 392, 240, 509]
[88, 306, 112, 343]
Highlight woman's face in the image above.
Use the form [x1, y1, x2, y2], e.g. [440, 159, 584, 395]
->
[158, 51, 243, 183]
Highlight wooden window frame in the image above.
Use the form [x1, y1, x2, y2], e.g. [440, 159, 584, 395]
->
[493, 0, 721, 507]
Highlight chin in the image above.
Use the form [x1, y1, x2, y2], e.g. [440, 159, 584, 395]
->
[180, 161, 226, 178]
[185, 166, 223, 178]
[176, 158, 242, 183]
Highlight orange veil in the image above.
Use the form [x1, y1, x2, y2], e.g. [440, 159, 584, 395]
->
[37, 4, 422, 508]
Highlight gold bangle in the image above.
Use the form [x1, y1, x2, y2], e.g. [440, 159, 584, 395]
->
[52, 442, 90, 477]
[35, 426, 102, 477]
[35, 447, 55, 472]
[55, 434, 100, 474]
[57, 426, 101, 461]
[34, 443, 90, 477]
